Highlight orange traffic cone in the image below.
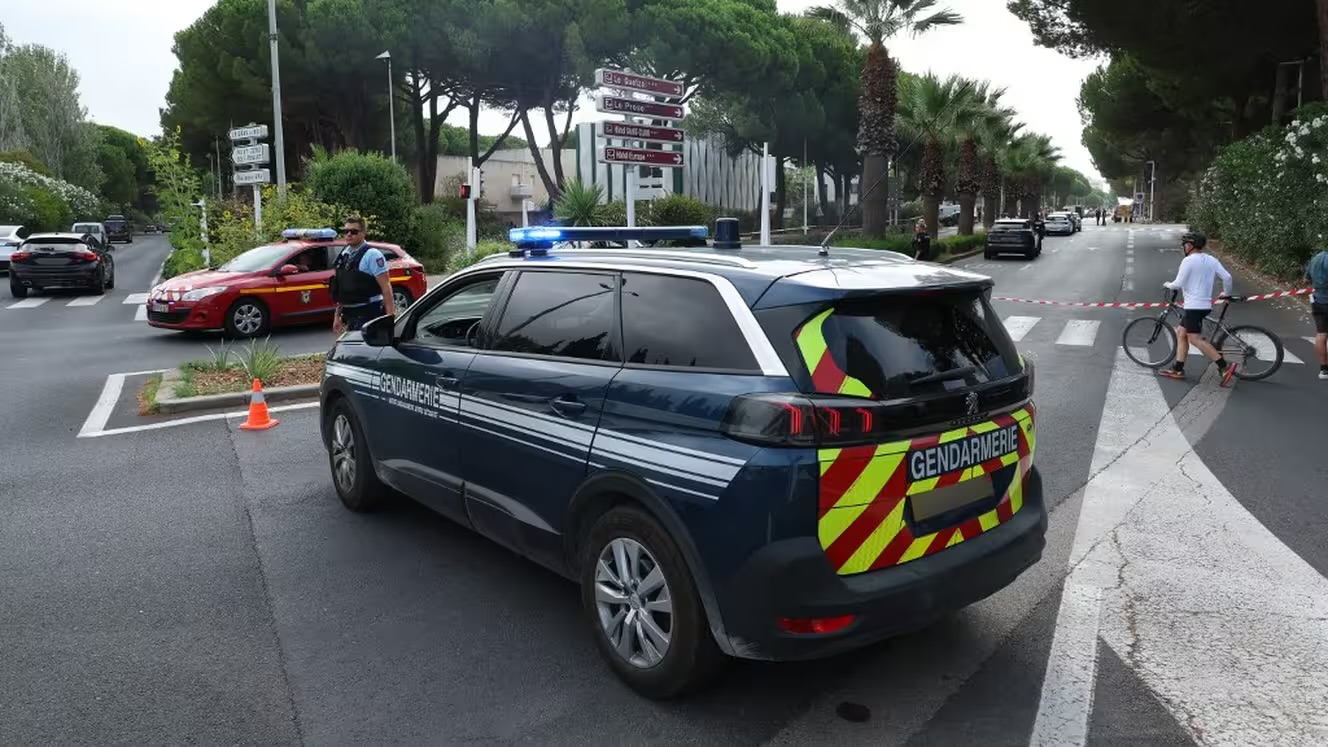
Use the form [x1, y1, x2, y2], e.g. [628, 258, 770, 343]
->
[238, 378, 279, 430]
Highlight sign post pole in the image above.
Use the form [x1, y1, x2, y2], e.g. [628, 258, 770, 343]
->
[253, 184, 262, 234]
[466, 165, 478, 251]
[195, 199, 210, 268]
[760, 142, 772, 246]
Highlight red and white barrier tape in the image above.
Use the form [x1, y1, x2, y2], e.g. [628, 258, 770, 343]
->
[992, 288, 1313, 309]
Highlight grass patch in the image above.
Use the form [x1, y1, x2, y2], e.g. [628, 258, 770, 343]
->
[177, 351, 325, 397]
[138, 374, 162, 415]
[830, 229, 987, 260]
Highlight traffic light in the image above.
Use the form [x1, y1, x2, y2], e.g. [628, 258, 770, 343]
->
[459, 183, 472, 200]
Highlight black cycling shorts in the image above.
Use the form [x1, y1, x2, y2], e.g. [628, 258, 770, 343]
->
[1181, 308, 1210, 334]
[1312, 302, 1328, 334]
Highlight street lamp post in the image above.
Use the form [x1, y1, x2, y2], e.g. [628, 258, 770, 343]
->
[266, 0, 288, 198]
[376, 51, 396, 163]
[1146, 160, 1157, 223]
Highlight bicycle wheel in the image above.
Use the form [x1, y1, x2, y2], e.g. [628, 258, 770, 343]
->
[1213, 324, 1283, 381]
[1122, 317, 1177, 368]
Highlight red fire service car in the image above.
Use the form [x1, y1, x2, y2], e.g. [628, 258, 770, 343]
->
[146, 228, 427, 338]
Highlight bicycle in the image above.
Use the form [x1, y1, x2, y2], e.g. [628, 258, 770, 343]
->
[1121, 289, 1284, 381]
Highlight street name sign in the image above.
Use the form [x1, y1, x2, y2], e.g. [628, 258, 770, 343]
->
[228, 124, 269, 141]
[600, 121, 685, 145]
[231, 144, 271, 166]
[233, 168, 271, 185]
[600, 146, 684, 167]
[595, 95, 684, 122]
[594, 68, 685, 98]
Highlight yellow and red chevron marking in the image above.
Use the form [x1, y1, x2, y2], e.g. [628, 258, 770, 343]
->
[794, 308, 872, 396]
[817, 405, 1037, 576]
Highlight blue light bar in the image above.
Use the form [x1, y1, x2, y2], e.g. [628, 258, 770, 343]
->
[281, 228, 338, 240]
[508, 225, 709, 245]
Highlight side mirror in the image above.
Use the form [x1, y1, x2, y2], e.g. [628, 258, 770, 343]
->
[277, 264, 299, 276]
[361, 314, 395, 347]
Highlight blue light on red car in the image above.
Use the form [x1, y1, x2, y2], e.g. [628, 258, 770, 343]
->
[281, 228, 339, 240]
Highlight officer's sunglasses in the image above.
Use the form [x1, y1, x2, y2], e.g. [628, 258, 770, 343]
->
[341, 228, 362, 236]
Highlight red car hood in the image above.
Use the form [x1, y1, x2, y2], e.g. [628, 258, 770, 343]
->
[155, 269, 257, 293]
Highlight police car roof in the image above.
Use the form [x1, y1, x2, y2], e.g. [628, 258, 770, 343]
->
[476, 242, 992, 306]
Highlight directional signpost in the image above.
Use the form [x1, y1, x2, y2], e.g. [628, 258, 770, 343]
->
[229, 123, 271, 233]
[594, 68, 687, 243]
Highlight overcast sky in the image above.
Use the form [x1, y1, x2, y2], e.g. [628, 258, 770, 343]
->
[1, 0, 1107, 185]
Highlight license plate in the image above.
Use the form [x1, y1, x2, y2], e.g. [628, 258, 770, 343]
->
[151, 303, 169, 313]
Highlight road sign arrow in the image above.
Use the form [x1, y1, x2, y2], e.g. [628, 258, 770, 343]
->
[599, 146, 685, 168]
[594, 68, 684, 98]
[599, 121, 685, 145]
[595, 95, 684, 121]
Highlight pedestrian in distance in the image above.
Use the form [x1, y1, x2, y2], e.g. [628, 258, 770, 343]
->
[1160, 231, 1237, 386]
[330, 216, 396, 335]
[1304, 247, 1328, 379]
[912, 218, 933, 262]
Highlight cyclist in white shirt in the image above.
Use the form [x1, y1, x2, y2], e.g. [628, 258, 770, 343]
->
[1160, 231, 1237, 386]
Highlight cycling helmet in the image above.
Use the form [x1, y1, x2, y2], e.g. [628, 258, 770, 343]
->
[1180, 231, 1207, 249]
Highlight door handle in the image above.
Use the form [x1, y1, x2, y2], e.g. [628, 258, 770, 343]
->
[436, 372, 459, 390]
[550, 396, 587, 417]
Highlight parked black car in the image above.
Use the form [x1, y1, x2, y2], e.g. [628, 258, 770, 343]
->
[105, 215, 133, 243]
[984, 218, 1042, 260]
[8, 233, 116, 297]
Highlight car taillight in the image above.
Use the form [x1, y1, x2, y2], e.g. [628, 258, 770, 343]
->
[720, 393, 910, 448]
[10, 250, 32, 262]
[77, 250, 99, 261]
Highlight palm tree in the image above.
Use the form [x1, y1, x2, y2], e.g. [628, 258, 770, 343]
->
[897, 72, 983, 236]
[809, 0, 962, 238]
[953, 83, 1014, 235]
[1003, 134, 1060, 218]
[976, 116, 1023, 227]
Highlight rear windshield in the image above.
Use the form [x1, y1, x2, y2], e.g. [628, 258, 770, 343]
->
[73, 224, 100, 233]
[990, 222, 1028, 232]
[105, 219, 127, 227]
[23, 237, 88, 250]
[806, 291, 1021, 400]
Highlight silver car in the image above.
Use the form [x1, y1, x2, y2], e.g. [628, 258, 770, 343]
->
[1044, 213, 1075, 236]
[0, 225, 32, 273]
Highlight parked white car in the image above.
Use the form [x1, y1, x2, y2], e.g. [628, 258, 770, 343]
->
[0, 225, 32, 273]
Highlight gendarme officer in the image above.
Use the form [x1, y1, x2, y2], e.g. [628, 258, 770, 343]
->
[330, 216, 396, 334]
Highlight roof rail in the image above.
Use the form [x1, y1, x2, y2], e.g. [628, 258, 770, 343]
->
[507, 225, 708, 256]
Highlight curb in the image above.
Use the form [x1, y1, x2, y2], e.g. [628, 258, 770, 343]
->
[154, 367, 320, 415]
[941, 246, 986, 264]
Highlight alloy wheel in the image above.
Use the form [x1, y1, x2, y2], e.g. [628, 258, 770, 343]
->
[594, 538, 673, 668]
[232, 303, 263, 336]
[393, 288, 411, 312]
[330, 414, 356, 494]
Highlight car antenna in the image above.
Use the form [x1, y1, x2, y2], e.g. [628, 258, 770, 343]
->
[817, 81, 975, 258]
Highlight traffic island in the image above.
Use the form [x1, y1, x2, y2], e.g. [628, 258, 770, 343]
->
[144, 351, 324, 415]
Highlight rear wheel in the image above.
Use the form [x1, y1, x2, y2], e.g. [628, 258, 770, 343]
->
[392, 285, 413, 313]
[90, 265, 108, 295]
[105, 258, 115, 289]
[580, 506, 724, 699]
[1122, 317, 1177, 368]
[9, 277, 27, 298]
[1214, 324, 1283, 381]
[224, 298, 269, 338]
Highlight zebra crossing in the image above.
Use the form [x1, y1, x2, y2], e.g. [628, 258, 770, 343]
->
[2, 291, 149, 320]
[997, 311, 1316, 364]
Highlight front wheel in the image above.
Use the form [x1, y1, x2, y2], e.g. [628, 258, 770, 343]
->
[1214, 324, 1283, 381]
[580, 506, 724, 699]
[326, 399, 387, 512]
[224, 298, 269, 338]
[1122, 316, 1177, 368]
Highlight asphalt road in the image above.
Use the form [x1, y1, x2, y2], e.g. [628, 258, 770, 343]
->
[1, 226, 1324, 745]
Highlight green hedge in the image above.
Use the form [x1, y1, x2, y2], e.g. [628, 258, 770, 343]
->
[306, 150, 416, 241]
[1188, 103, 1328, 279]
[830, 230, 986, 260]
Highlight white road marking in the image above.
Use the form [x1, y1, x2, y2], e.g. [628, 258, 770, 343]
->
[1002, 315, 1041, 341]
[80, 400, 319, 438]
[1030, 584, 1104, 746]
[1125, 256, 1133, 264]
[134, 305, 147, 322]
[1031, 350, 1328, 746]
[1123, 280, 1134, 291]
[123, 292, 149, 305]
[1124, 266, 1134, 276]
[78, 369, 168, 437]
[66, 295, 104, 307]
[7, 297, 49, 309]
[1055, 320, 1100, 347]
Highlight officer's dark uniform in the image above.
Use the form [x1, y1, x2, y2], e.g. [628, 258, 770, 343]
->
[331, 243, 386, 331]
